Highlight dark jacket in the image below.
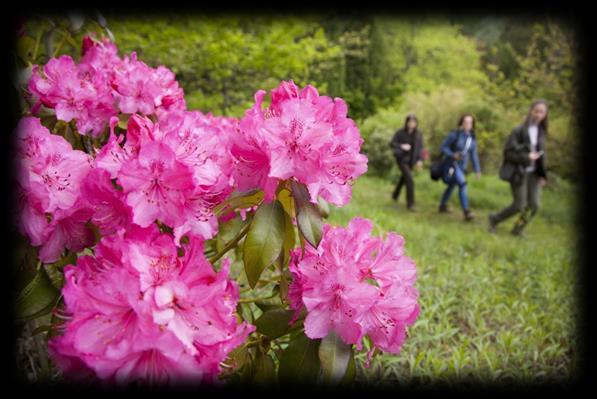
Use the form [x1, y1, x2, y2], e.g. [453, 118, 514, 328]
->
[389, 128, 424, 168]
[440, 130, 481, 175]
[499, 123, 547, 184]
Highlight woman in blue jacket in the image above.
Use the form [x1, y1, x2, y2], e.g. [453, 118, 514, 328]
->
[438, 113, 481, 221]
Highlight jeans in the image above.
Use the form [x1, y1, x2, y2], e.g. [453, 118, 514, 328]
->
[392, 162, 414, 207]
[440, 166, 468, 210]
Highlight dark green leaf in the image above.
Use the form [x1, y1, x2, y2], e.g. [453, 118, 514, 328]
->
[278, 332, 322, 384]
[291, 181, 323, 248]
[243, 200, 286, 289]
[16, 266, 60, 322]
[253, 350, 276, 384]
[254, 309, 295, 339]
[318, 332, 353, 384]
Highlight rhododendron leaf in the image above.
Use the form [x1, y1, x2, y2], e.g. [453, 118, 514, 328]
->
[254, 309, 296, 339]
[278, 332, 322, 384]
[277, 188, 296, 218]
[243, 200, 286, 289]
[318, 332, 353, 384]
[291, 181, 323, 248]
[255, 297, 284, 313]
[253, 350, 276, 384]
[214, 189, 264, 216]
[16, 266, 60, 322]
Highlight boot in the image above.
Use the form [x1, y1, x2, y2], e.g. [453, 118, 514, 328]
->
[438, 204, 452, 213]
[463, 209, 474, 221]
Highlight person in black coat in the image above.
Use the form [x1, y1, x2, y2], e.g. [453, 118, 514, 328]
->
[488, 100, 549, 236]
[389, 114, 424, 211]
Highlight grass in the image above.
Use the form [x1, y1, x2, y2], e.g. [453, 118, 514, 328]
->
[327, 170, 578, 386]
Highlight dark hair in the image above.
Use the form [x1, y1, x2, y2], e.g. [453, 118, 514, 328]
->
[458, 113, 476, 138]
[525, 99, 549, 135]
[404, 113, 418, 132]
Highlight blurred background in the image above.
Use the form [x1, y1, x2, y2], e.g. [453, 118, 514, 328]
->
[13, 12, 580, 386]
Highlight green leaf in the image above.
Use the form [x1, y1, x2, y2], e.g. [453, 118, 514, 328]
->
[253, 350, 276, 384]
[254, 309, 295, 339]
[318, 332, 353, 385]
[243, 200, 286, 289]
[278, 332, 322, 384]
[291, 181, 323, 248]
[16, 266, 60, 322]
[214, 189, 264, 216]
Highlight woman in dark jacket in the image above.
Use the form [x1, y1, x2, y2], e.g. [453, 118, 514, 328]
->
[389, 114, 424, 211]
[488, 100, 548, 236]
[438, 113, 482, 221]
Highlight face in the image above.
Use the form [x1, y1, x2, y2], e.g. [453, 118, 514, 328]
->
[461, 116, 473, 132]
[529, 103, 547, 124]
[407, 119, 417, 131]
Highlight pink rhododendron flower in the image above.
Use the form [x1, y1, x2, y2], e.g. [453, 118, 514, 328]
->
[288, 218, 419, 354]
[48, 228, 253, 385]
[231, 80, 368, 205]
[14, 117, 94, 260]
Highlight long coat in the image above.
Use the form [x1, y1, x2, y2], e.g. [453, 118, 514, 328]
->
[499, 123, 547, 185]
[389, 128, 424, 168]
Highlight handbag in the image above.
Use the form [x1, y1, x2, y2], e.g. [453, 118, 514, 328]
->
[430, 131, 469, 181]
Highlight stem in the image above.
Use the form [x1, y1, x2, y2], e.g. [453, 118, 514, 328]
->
[32, 319, 50, 380]
[52, 30, 69, 58]
[238, 293, 277, 304]
[208, 221, 251, 264]
[32, 27, 44, 61]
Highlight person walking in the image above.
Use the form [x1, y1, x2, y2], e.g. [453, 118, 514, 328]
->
[389, 114, 424, 211]
[488, 100, 549, 236]
[438, 113, 481, 221]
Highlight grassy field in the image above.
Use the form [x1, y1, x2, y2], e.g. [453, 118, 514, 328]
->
[327, 170, 579, 386]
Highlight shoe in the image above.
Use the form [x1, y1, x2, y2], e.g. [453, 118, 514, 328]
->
[463, 209, 475, 221]
[407, 205, 417, 212]
[488, 214, 498, 233]
[510, 217, 527, 236]
[438, 204, 452, 213]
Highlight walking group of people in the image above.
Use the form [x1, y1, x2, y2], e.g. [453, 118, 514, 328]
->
[389, 100, 549, 236]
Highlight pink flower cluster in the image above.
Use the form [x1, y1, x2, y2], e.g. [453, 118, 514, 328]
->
[49, 225, 253, 385]
[288, 218, 419, 354]
[94, 110, 235, 243]
[28, 37, 185, 137]
[230, 80, 368, 206]
[13, 36, 393, 384]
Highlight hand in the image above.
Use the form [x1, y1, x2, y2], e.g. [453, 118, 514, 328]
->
[416, 160, 423, 170]
[453, 153, 462, 160]
[539, 177, 547, 187]
[400, 143, 412, 151]
[475, 172, 481, 180]
[529, 151, 542, 161]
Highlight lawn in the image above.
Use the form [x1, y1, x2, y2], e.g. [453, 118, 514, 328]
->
[327, 170, 578, 386]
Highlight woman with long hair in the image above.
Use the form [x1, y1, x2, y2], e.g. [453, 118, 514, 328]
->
[438, 113, 481, 221]
[389, 114, 424, 211]
[489, 100, 549, 236]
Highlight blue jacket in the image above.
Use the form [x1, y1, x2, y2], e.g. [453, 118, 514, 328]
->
[440, 130, 481, 175]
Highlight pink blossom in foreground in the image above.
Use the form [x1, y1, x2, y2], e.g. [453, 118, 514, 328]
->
[48, 228, 254, 385]
[14, 117, 95, 261]
[231, 80, 368, 205]
[288, 218, 419, 354]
